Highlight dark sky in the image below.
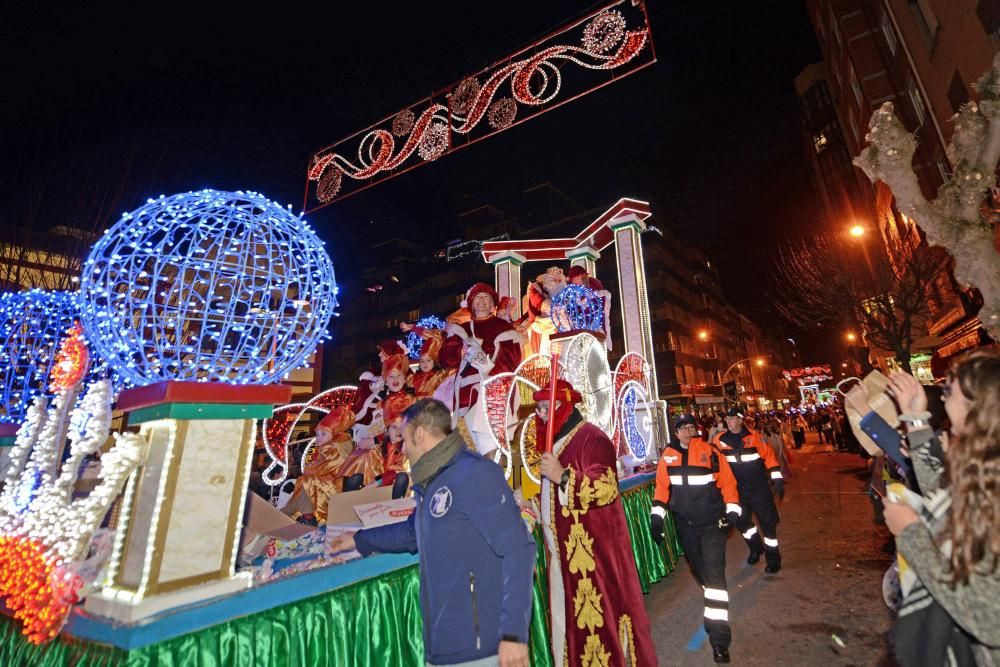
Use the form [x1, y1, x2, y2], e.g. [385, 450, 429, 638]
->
[2, 1, 823, 346]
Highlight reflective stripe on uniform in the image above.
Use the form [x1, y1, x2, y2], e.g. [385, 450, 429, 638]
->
[704, 607, 729, 621]
[725, 455, 738, 463]
[651, 506, 666, 519]
[740, 452, 760, 461]
[742, 526, 758, 539]
[770, 470, 783, 480]
[763, 537, 779, 548]
[704, 588, 729, 602]
[668, 473, 714, 485]
[725, 503, 742, 516]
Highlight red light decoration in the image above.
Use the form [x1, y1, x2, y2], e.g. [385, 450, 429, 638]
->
[48, 322, 90, 394]
[0, 536, 74, 644]
[304, 0, 655, 210]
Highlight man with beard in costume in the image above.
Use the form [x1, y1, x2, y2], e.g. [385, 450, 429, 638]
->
[438, 282, 522, 459]
[537, 379, 657, 667]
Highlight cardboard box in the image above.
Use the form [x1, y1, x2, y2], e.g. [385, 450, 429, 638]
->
[325, 485, 395, 528]
[354, 497, 416, 529]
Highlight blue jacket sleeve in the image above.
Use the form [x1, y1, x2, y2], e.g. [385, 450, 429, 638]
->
[464, 464, 536, 644]
[353, 512, 418, 556]
[859, 411, 908, 469]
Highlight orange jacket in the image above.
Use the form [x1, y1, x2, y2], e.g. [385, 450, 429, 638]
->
[652, 438, 740, 526]
[711, 428, 783, 486]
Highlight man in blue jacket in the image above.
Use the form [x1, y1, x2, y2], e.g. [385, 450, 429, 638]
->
[329, 398, 535, 667]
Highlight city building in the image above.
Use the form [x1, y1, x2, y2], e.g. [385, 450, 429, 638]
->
[799, 0, 996, 377]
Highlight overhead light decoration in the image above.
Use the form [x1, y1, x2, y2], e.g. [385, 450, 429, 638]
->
[79, 189, 338, 387]
[304, 0, 655, 209]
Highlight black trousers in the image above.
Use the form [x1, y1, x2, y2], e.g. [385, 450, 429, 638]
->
[736, 483, 781, 569]
[676, 519, 731, 649]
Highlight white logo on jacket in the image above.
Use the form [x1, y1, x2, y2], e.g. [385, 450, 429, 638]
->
[429, 487, 453, 518]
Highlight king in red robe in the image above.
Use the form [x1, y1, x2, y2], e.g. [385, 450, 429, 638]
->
[537, 380, 656, 667]
[438, 282, 521, 457]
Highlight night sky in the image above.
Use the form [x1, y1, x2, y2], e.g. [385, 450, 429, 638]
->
[2, 1, 824, 353]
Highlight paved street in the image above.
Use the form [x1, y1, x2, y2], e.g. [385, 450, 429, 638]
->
[643, 433, 897, 666]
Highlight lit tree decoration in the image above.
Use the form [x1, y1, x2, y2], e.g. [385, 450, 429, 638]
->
[0, 328, 145, 643]
[487, 98, 517, 130]
[418, 121, 450, 161]
[79, 189, 338, 387]
[550, 284, 604, 333]
[448, 77, 481, 116]
[581, 10, 626, 54]
[405, 315, 446, 359]
[392, 110, 416, 137]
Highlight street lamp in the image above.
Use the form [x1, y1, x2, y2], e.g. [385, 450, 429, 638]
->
[849, 224, 865, 238]
[697, 330, 709, 341]
[845, 332, 857, 343]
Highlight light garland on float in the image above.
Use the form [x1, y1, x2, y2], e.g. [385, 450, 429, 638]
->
[79, 189, 338, 387]
[305, 1, 653, 209]
[618, 381, 649, 459]
[550, 284, 605, 333]
[0, 331, 145, 643]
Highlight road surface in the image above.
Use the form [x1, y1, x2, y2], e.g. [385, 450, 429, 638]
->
[643, 432, 897, 666]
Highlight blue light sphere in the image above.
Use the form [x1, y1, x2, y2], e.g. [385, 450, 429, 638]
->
[550, 284, 604, 333]
[79, 189, 338, 386]
[0, 290, 122, 424]
[406, 315, 446, 360]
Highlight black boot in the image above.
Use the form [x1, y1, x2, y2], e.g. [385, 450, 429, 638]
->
[343, 473, 364, 492]
[747, 550, 761, 565]
[713, 646, 731, 663]
[391, 473, 410, 499]
[765, 547, 782, 573]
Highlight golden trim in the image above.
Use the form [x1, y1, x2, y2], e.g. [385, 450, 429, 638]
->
[619, 614, 636, 667]
[108, 467, 141, 587]
[218, 419, 256, 579]
[146, 569, 227, 595]
[144, 419, 190, 594]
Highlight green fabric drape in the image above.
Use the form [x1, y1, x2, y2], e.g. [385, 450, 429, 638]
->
[0, 481, 676, 666]
[620, 483, 683, 593]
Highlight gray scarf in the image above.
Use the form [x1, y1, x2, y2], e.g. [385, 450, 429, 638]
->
[410, 429, 467, 488]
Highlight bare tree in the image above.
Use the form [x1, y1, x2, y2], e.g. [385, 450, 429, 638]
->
[854, 53, 1000, 340]
[772, 233, 947, 371]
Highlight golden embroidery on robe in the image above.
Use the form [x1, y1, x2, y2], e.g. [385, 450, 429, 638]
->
[581, 632, 611, 667]
[573, 577, 605, 633]
[618, 614, 635, 667]
[565, 520, 596, 576]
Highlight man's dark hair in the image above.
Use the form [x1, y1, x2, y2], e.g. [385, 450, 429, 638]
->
[402, 399, 453, 437]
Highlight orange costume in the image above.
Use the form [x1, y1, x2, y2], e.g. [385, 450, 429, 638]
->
[380, 392, 414, 488]
[410, 327, 450, 399]
[289, 406, 355, 524]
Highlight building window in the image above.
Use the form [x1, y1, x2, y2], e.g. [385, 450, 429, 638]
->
[407, 308, 420, 321]
[908, 0, 939, 50]
[907, 77, 926, 125]
[813, 132, 829, 153]
[850, 67, 863, 109]
[947, 70, 969, 113]
[881, 11, 898, 55]
[978, 0, 1000, 47]
[667, 331, 677, 351]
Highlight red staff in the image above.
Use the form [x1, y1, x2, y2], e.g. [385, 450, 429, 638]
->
[545, 352, 560, 453]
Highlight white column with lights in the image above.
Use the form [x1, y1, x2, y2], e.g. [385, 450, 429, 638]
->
[490, 250, 525, 320]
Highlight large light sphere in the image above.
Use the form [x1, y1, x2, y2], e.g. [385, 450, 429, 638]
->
[0, 290, 120, 424]
[80, 189, 338, 386]
[551, 284, 604, 333]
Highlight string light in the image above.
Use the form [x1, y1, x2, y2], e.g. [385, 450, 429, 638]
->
[618, 381, 648, 459]
[305, 2, 652, 208]
[405, 316, 446, 359]
[48, 323, 89, 393]
[551, 284, 604, 333]
[78, 189, 338, 387]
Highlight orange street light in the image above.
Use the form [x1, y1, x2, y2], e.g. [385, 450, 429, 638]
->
[697, 330, 709, 341]
[849, 224, 865, 238]
[755, 358, 765, 367]
[846, 332, 857, 343]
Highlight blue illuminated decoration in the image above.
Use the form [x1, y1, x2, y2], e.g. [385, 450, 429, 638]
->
[406, 316, 446, 359]
[620, 382, 648, 459]
[0, 290, 122, 424]
[79, 189, 338, 386]
[551, 284, 604, 333]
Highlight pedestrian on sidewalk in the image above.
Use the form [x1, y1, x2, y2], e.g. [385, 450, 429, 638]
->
[651, 414, 741, 664]
[329, 399, 536, 667]
[712, 407, 785, 573]
[791, 413, 806, 449]
[881, 354, 1000, 667]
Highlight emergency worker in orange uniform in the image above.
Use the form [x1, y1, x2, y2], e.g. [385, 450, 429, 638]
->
[711, 407, 785, 573]
[652, 414, 740, 664]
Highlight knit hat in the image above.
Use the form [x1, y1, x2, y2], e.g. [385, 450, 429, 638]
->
[461, 282, 498, 309]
